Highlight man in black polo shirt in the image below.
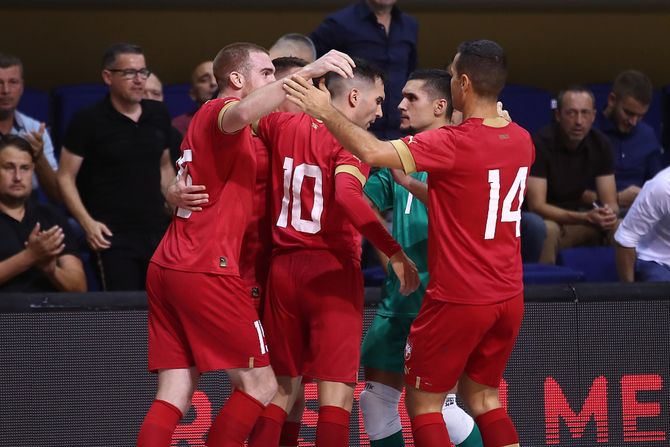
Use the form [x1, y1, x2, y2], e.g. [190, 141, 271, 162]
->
[0, 135, 86, 292]
[57, 43, 174, 291]
[527, 86, 619, 264]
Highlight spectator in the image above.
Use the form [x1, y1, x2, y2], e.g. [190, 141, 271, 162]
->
[269, 33, 317, 63]
[171, 60, 217, 135]
[527, 86, 619, 264]
[614, 166, 670, 282]
[144, 72, 184, 165]
[144, 72, 164, 101]
[311, 0, 418, 139]
[0, 52, 60, 203]
[0, 135, 85, 292]
[595, 69, 664, 208]
[57, 42, 174, 291]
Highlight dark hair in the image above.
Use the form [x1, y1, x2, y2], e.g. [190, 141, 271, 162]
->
[325, 57, 385, 99]
[0, 134, 36, 162]
[556, 85, 596, 110]
[408, 69, 453, 119]
[454, 39, 507, 99]
[272, 56, 308, 78]
[0, 52, 23, 77]
[102, 42, 143, 69]
[612, 70, 653, 106]
[212, 42, 268, 89]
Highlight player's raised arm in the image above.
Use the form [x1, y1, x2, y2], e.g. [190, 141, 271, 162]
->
[284, 76, 403, 169]
[219, 50, 355, 134]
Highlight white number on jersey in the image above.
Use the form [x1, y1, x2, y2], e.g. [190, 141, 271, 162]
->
[176, 150, 193, 219]
[276, 156, 324, 234]
[484, 167, 528, 239]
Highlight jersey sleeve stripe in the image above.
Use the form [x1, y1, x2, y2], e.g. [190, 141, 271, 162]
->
[217, 100, 240, 134]
[335, 165, 367, 187]
[390, 139, 417, 174]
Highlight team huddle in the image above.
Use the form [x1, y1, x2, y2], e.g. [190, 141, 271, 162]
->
[137, 39, 534, 447]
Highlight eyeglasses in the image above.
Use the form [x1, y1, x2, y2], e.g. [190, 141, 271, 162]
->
[107, 68, 152, 80]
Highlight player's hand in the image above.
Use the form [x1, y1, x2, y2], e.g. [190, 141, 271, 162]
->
[389, 250, 420, 296]
[300, 49, 355, 80]
[23, 123, 46, 160]
[283, 76, 333, 121]
[617, 185, 641, 208]
[166, 165, 208, 212]
[587, 205, 617, 230]
[496, 101, 511, 122]
[83, 220, 113, 251]
[25, 223, 65, 262]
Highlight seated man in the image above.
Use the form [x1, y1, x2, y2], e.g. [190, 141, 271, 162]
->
[0, 135, 86, 292]
[0, 52, 59, 203]
[595, 70, 663, 208]
[527, 86, 619, 264]
[614, 166, 670, 282]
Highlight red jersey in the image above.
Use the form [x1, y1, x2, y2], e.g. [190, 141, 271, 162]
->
[239, 136, 273, 286]
[392, 117, 535, 304]
[151, 98, 256, 276]
[256, 112, 368, 260]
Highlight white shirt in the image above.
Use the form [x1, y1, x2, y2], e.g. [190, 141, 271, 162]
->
[10, 110, 58, 190]
[615, 166, 670, 268]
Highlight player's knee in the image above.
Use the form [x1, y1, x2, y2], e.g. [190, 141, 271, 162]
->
[359, 381, 402, 440]
[242, 368, 278, 405]
[442, 394, 475, 445]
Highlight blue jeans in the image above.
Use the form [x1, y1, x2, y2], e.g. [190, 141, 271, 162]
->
[636, 259, 670, 282]
[521, 211, 547, 263]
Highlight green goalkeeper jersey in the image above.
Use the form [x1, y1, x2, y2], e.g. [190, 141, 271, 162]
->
[364, 168, 429, 317]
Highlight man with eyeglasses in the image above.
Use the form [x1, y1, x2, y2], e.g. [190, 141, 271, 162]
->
[57, 42, 175, 290]
[526, 86, 619, 264]
[0, 52, 60, 203]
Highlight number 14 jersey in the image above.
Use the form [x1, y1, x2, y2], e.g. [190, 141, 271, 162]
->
[256, 112, 370, 261]
[392, 117, 535, 305]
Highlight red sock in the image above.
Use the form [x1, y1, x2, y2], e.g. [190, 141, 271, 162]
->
[316, 406, 350, 447]
[206, 390, 264, 447]
[411, 412, 451, 447]
[137, 399, 183, 447]
[279, 421, 301, 446]
[248, 403, 288, 447]
[475, 408, 519, 447]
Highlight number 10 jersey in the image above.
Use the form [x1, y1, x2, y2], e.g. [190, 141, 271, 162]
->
[256, 112, 370, 261]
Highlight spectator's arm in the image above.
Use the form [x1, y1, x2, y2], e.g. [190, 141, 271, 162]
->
[615, 243, 636, 282]
[526, 176, 588, 224]
[159, 148, 175, 200]
[24, 124, 61, 202]
[57, 148, 112, 250]
[42, 254, 87, 292]
[595, 174, 619, 215]
[0, 249, 39, 285]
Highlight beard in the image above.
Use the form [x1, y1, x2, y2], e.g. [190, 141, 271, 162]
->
[0, 190, 29, 208]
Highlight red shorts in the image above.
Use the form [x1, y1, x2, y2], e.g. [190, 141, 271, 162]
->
[404, 292, 524, 392]
[146, 263, 270, 373]
[263, 250, 363, 383]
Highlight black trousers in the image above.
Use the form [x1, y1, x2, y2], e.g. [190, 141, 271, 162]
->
[93, 230, 165, 291]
